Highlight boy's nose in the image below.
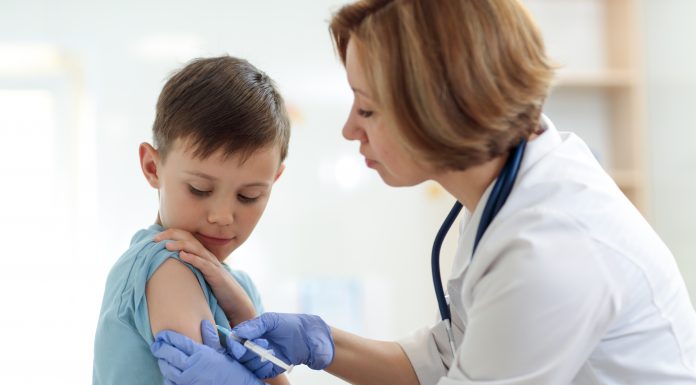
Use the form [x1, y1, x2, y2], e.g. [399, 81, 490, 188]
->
[208, 203, 234, 226]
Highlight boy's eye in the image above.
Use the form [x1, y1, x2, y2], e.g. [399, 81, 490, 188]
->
[189, 185, 211, 197]
[357, 108, 374, 118]
[238, 194, 260, 204]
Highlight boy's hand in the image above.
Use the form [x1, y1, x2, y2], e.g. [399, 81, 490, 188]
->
[154, 229, 256, 325]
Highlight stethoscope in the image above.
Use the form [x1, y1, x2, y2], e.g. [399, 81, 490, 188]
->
[431, 139, 527, 355]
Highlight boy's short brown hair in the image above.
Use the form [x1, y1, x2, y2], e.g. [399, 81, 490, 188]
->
[330, 0, 554, 171]
[153, 56, 290, 163]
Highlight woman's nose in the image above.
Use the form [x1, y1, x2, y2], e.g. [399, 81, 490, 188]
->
[342, 111, 364, 142]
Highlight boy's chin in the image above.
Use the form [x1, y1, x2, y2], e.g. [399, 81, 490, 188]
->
[212, 252, 229, 263]
[209, 245, 236, 263]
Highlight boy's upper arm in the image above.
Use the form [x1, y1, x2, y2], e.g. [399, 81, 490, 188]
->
[146, 258, 214, 343]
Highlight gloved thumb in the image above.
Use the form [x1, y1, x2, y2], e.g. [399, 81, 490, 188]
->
[200, 320, 223, 352]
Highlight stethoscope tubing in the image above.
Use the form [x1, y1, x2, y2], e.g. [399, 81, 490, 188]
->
[431, 140, 527, 324]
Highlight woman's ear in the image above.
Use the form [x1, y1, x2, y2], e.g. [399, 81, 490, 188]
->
[274, 163, 286, 182]
[139, 143, 161, 189]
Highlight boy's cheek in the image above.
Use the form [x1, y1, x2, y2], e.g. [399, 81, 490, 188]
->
[160, 192, 199, 228]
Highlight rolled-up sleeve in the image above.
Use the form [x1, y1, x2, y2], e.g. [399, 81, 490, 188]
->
[399, 320, 455, 385]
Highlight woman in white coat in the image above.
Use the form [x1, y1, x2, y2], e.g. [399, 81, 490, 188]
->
[150, 0, 696, 384]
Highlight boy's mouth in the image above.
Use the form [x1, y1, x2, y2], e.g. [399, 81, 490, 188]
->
[195, 232, 236, 247]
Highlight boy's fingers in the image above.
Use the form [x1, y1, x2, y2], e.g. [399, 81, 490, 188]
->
[180, 251, 215, 271]
[180, 251, 218, 274]
[156, 232, 219, 264]
[165, 240, 208, 258]
[166, 239, 201, 253]
[180, 251, 203, 266]
[164, 240, 189, 251]
[155, 228, 196, 243]
[154, 228, 178, 240]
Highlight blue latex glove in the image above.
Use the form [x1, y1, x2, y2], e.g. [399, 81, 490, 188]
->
[231, 341, 276, 379]
[233, 312, 335, 376]
[150, 320, 265, 385]
[215, 325, 275, 379]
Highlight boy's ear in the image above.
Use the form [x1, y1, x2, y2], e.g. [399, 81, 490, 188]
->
[274, 163, 285, 182]
[139, 143, 161, 189]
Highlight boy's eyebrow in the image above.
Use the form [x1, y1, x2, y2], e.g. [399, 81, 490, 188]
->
[185, 171, 218, 181]
[241, 182, 271, 188]
[184, 170, 270, 187]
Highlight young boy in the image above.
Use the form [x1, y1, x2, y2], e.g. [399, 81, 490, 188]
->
[93, 56, 290, 385]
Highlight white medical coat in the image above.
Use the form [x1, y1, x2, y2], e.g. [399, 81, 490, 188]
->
[399, 116, 696, 385]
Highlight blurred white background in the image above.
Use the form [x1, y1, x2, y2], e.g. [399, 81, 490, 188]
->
[0, 0, 693, 384]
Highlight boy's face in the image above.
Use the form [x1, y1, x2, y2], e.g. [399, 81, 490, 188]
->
[140, 139, 283, 261]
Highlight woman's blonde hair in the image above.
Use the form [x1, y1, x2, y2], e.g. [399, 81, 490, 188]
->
[330, 0, 555, 170]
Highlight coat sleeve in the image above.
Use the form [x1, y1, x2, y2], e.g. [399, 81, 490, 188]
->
[398, 319, 456, 385]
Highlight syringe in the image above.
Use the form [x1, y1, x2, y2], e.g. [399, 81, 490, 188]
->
[216, 325, 294, 373]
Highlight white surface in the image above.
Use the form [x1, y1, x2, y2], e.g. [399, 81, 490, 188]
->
[641, 0, 696, 305]
[523, 0, 606, 73]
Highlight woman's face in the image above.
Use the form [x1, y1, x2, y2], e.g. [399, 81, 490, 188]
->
[341, 39, 433, 187]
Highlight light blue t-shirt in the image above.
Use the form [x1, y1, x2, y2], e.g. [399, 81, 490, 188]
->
[93, 224, 264, 385]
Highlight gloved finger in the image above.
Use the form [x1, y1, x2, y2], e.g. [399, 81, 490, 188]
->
[200, 319, 223, 352]
[233, 312, 279, 340]
[227, 358, 267, 385]
[227, 338, 247, 360]
[175, 349, 226, 385]
[232, 340, 286, 379]
[237, 339, 269, 364]
[251, 360, 275, 379]
[151, 341, 189, 370]
[245, 355, 274, 373]
[252, 338, 269, 349]
[155, 330, 199, 357]
[157, 358, 184, 383]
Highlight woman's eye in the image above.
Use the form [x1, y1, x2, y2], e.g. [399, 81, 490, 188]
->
[189, 185, 211, 197]
[357, 108, 374, 118]
[238, 194, 260, 204]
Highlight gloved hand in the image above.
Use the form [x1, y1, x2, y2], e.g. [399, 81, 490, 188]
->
[215, 324, 276, 379]
[151, 320, 265, 385]
[232, 312, 335, 377]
